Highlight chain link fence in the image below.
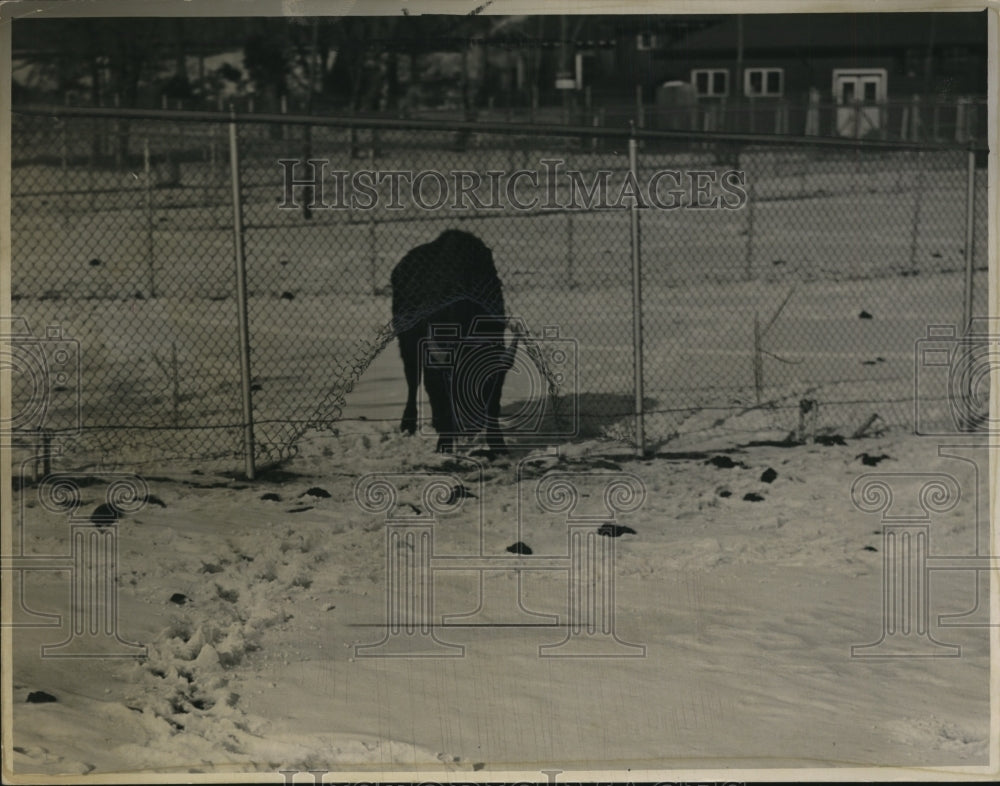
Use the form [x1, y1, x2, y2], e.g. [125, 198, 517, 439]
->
[9, 107, 989, 472]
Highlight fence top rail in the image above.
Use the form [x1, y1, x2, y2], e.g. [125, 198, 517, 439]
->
[12, 103, 987, 154]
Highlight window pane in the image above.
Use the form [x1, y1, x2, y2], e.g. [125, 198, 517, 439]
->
[712, 71, 726, 95]
[863, 80, 877, 101]
[842, 81, 855, 103]
[766, 70, 781, 94]
[695, 72, 708, 94]
[749, 71, 763, 94]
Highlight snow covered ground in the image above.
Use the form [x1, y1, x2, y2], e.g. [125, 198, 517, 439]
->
[6, 113, 994, 783]
[6, 415, 993, 779]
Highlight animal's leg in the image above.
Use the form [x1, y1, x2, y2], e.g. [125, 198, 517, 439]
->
[435, 434, 455, 454]
[424, 368, 456, 453]
[398, 330, 420, 434]
[484, 377, 507, 453]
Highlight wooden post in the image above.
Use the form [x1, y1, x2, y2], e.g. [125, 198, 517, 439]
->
[369, 145, 378, 295]
[955, 97, 967, 143]
[910, 94, 921, 141]
[962, 147, 976, 335]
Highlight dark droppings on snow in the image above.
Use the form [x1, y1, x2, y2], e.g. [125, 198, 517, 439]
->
[707, 455, 748, 469]
[302, 486, 331, 498]
[26, 691, 58, 704]
[815, 434, 847, 446]
[761, 468, 778, 483]
[743, 492, 765, 502]
[506, 541, 533, 555]
[597, 523, 637, 537]
[288, 506, 313, 513]
[857, 452, 891, 466]
[169, 592, 190, 605]
[260, 492, 282, 502]
[742, 439, 805, 448]
[90, 502, 121, 526]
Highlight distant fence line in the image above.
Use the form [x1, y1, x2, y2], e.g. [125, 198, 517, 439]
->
[9, 105, 989, 476]
[44, 88, 989, 145]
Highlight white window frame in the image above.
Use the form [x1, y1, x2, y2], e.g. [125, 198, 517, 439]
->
[831, 68, 888, 104]
[636, 33, 658, 51]
[691, 68, 729, 97]
[744, 67, 784, 97]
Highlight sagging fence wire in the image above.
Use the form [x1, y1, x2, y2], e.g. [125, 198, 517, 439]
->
[8, 105, 989, 473]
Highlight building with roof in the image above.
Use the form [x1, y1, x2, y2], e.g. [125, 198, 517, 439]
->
[583, 11, 987, 140]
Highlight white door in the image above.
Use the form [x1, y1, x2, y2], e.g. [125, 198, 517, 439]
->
[833, 69, 887, 138]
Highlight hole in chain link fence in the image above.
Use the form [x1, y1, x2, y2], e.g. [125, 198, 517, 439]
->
[9, 109, 988, 471]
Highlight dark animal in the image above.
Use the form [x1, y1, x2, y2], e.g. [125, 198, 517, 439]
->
[391, 230, 517, 454]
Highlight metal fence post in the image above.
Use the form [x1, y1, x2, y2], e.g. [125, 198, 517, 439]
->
[228, 114, 256, 480]
[628, 132, 645, 456]
[143, 138, 156, 298]
[962, 145, 977, 334]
